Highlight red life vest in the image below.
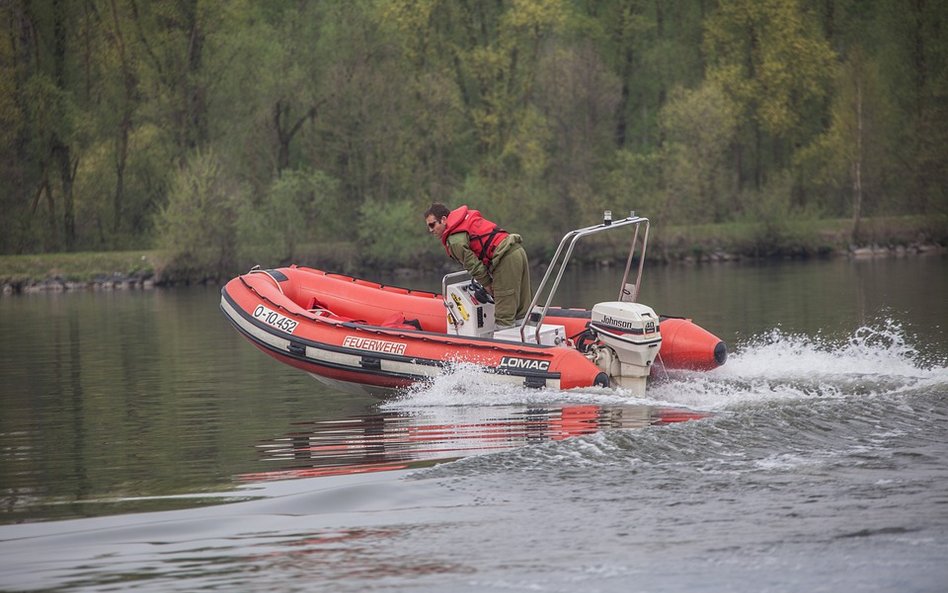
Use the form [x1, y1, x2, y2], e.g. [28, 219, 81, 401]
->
[440, 205, 508, 266]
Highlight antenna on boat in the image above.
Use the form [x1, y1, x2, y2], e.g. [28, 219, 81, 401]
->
[618, 210, 648, 303]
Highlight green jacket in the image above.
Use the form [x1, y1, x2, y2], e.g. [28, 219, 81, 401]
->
[445, 232, 523, 289]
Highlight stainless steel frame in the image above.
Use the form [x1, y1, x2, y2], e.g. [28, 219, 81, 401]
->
[520, 213, 650, 343]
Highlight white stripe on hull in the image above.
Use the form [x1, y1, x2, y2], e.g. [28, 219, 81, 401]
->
[221, 295, 561, 392]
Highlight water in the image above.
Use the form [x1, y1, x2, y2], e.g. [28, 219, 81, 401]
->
[1, 257, 947, 592]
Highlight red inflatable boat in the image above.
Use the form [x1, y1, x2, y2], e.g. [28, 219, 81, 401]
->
[220, 214, 726, 396]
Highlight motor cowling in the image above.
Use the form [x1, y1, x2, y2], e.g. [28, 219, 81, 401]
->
[587, 302, 662, 395]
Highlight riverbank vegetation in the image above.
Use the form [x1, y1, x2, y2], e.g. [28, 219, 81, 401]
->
[1, 1, 945, 282]
[2, 215, 944, 293]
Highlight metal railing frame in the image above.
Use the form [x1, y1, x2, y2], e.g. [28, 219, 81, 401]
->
[441, 212, 650, 344]
[520, 213, 649, 343]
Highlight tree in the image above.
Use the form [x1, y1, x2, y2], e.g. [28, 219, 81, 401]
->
[704, 0, 835, 190]
[237, 168, 339, 264]
[872, 0, 947, 214]
[795, 47, 893, 238]
[212, 2, 325, 183]
[156, 149, 240, 280]
[384, 0, 568, 185]
[128, 0, 212, 159]
[659, 79, 739, 223]
[1, 0, 86, 251]
[1, 0, 944, 261]
[103, 0, 139, 234]
[293, 1, 405, 209]
[534, 42, 621, 228]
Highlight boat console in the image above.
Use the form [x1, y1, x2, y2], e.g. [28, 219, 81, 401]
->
[443, 278, 496, 339]
[443, 276, 567, 345]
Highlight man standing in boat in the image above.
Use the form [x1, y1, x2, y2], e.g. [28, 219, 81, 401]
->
[424, 203, 531, 329]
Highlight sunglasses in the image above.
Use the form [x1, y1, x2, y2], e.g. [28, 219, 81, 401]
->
[427, 220, 438, 230]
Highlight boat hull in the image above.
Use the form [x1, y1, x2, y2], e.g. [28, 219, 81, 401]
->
[221, 270, 610, 395]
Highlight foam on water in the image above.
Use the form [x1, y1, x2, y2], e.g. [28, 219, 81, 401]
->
[722, 318, 940, 379]
[384, 319, 947, 414]
[657, 318, 948, 410]
[380, 361, 638, 412]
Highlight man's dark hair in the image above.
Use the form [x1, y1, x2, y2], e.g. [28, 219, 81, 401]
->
[424, 202, 450, 219]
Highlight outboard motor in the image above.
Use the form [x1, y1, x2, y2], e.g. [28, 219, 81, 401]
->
[586, 302, 662, 395]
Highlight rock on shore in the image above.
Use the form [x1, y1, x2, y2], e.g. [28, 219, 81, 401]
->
[2, 273, 156, 295]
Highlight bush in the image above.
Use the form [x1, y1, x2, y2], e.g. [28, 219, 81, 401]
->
[155, 150, 242, 281]
[237, 168, 340, 265]
[735, 174, 797, 256]
[356, 198, 431, 268]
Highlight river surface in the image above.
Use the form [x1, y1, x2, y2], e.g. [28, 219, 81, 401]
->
[1, 256, 947, 592]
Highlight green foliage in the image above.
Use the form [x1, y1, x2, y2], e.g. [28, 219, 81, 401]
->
[704, 0, 836, 188]
[535, 42, 621, 221]
[155, 150, 241, 280]
[600, 150, 664, 224]
[237, 168, 340, 264]
[705, 0, 835, 136]
[659, 80, 740, 223]
[355, 198, 431, 268]
[1, 0, 945, 263]
[73, 123, 175, 249]
[794, 47, 893, 221]
[736, 173, 798, 254]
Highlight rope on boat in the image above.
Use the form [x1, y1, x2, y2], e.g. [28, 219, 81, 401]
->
[247, 266, 285, 295]
[654, 352, 670, 381]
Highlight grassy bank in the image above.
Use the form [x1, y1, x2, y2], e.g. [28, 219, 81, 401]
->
[1, 215, 945, 292]
[644, 215, 947, 262]
[539, 214, 948, 264]
[0, 250, 158, 286]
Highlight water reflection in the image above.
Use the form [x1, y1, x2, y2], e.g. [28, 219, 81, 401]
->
[239, 405, 709, 482]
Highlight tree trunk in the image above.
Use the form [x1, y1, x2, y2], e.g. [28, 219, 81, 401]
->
[109, 0, 134, 234]
[910, 0, 930, 211]
[52, 0, 75, 250]
[115, 117, 130, 233]
[54, 143, 78, 251]
[614, 14, 634, 149]
[180, 0, 207, 152]
[655, 0, 667, 146]
[851, 76, 864, 242]
[274, 101, 318, 174]
[45, 174, 58, 248]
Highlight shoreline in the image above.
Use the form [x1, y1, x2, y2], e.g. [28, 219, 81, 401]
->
[2, 241, 944, 296]
[3, 274, 157, 295]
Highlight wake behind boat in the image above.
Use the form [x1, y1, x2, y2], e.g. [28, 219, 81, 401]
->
[220, 213, 727, 396]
